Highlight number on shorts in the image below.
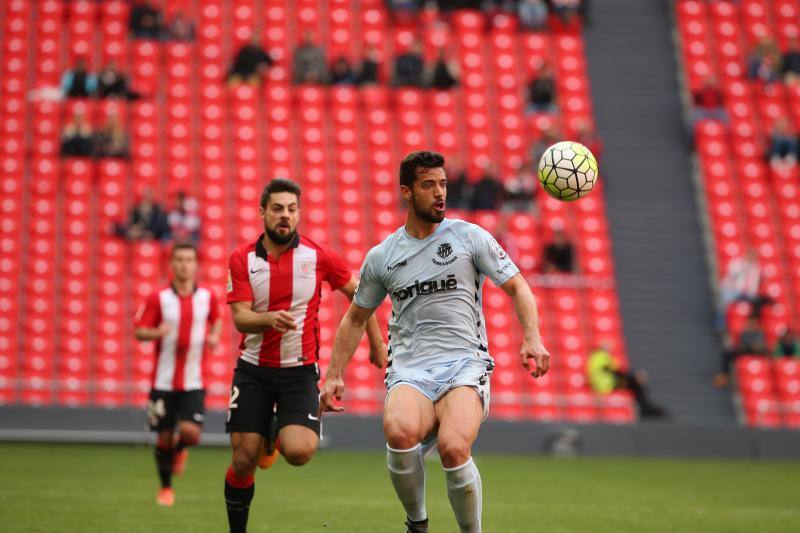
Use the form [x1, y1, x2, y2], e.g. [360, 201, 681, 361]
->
[228, 386, 240, 410]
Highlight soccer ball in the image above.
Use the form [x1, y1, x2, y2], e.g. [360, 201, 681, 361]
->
[537, 141, 598, 201]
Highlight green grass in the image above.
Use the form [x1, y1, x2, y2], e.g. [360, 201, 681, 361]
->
[0, 443, 798, 532]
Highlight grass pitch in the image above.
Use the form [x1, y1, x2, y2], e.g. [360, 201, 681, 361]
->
[0, 442, 797, 532]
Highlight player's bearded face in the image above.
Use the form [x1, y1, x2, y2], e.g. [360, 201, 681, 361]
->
[262, 192, 300, 245]
[408, 167, 447, 224]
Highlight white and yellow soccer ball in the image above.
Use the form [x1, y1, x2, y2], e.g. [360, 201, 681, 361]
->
[537, 141, 598, 201]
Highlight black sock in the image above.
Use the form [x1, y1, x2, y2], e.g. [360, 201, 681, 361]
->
[225, 467, 254, 533]
[175, 439, 187, 453]
[155, 446, 173, 488]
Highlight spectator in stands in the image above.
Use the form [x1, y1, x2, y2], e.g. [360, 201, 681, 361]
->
[587, 344, 667, 418]
[781, 37, 800, 84]
[518, 0, 549, 30]
[527, 63, 557, 113]
[718, 249, 770, 333]
[117, 187, 170, 241]
[691, 76, 728, 126]
[164, 11, 196, 41]
[428, 48, 460, 89]
[130, 0, 163, 40]
[767, 117, 798, 166]
[502, 160, 538, 213]
[574, 119, 604, 164]
[774, 327, 800, 358]
[61, 58, 96, 99]
[714, 320, 769, 387]
[329, 57, 357, 85]
[748, 37, 782, 84]
[357, 46, 381, 85]
[293, 31, 328, 85]
[60, 111, 94, 157]
[227, 35, 274, 86]
[393, 39, 426, 87]
[469, 163, 504, 211]
[549, 0, 583, 32]
[542, 229, 575, 273]
[445, 157, 470, 210]
[167, 191, 201, 244]
[97, 61, 133, 99]
[93, 113, 130, 159]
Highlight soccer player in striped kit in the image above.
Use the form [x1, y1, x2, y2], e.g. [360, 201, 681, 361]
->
[134, 241, 223, 506]
[223, 178, 388, 533]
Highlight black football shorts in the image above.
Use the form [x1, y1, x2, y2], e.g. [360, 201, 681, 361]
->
[147, 389, 206, 432]
[225, 359, 321, 436]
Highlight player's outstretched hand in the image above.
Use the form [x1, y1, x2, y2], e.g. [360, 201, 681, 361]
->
[521, 338, 550, 379]
[368, 342, 389, 369]
[266, 310, 297, 333]
[318, 374, 346, 417]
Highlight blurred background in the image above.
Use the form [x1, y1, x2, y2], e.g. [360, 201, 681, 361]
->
[0, 0, 799, 458]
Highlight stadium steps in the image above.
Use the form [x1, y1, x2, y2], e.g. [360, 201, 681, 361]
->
[584, 0, 734, 424]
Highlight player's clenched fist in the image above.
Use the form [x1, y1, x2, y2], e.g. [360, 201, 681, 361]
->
[521, 337, 551, 379]
[318, 374, 346, 416]
[265, 310, 297, 333]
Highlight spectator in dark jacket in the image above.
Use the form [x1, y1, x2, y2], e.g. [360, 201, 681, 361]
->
[393, 40, 426, 87]
[117, 187, 170, 241]
[60, 111, 94, 157]
[748, 37, 781, 83]
[61, 58, 96, 98]
[329, 57, 357, 85]
[774, 328, 800, 358]
[469, 164, 503, 211]
[542, 229, 575, 273]
[228, 35, 274, 86]
[767, 117, 798, 166]
[97, 61, 133, 99]
[130, 0, 163, 40]
[428, 48, 459, 89]
[782, 37, 800, 83]
[165, 11, 196, 41]
[527, 63, 556, 113]
[357, 46, 381, 85]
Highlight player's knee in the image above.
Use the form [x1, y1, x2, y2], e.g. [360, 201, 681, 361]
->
[282, 443, 316, 466]
[180, 427, 201, 446]
[383, 417, 423, 450]
[156, 431, 173, 449]
[231, 447, 259, 476]
[437, 434, 471, 468]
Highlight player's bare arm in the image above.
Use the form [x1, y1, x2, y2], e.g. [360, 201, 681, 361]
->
[229, 301, 298, 334]
[206, 318, 223, 347]
[500, 273, 550, 378]
[134, 322, 171, 341]
[319, 302, 377, 415]
[337, 277, 388, 368]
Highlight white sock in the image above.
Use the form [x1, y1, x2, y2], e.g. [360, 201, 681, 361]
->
[386, 443, 427, 522]
[444, 457, 482, 533]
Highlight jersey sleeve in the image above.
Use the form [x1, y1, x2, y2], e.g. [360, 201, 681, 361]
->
[134, 292, 161, 329]
[321, 245, 353, 291]
[467, 225, 520, 286]
[353, 248, 388, 309]
[227, 249, 254, 303]
[207, 290, 221, 323]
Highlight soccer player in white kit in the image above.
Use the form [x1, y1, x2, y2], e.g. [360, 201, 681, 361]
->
[319, 151, 551, 532]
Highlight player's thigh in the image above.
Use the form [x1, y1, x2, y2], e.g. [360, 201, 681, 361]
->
[177, 421, 202, 445]
[434, 386, 484, 468]
[383, 384, 438, 449]
[226, 365, 275, 436]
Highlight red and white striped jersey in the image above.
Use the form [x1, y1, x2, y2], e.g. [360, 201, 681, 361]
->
[135, 285, 221, 391]
[227, 233, 352, 368]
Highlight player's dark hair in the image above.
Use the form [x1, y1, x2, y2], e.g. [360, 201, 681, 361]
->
[260, 178, 302, 208]
[171, 241, 198, 258]
[399, 151, 445, 188]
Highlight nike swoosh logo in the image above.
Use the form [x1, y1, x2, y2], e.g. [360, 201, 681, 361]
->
[307, 413, 320, 421]
[250, 269, 263, 274]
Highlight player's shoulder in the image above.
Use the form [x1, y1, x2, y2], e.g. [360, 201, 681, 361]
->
[442, 217, 491, 241]
[298, 234, 330, 253]
[146, 284, 172, 302]
[230, 238, 257, 259]
[365, 226, 404, 264]
[195, 285, 215, 297]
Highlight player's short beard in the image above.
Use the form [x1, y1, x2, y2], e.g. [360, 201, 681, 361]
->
[266, 225, 296, 245]
[411, 195, 444, 224]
